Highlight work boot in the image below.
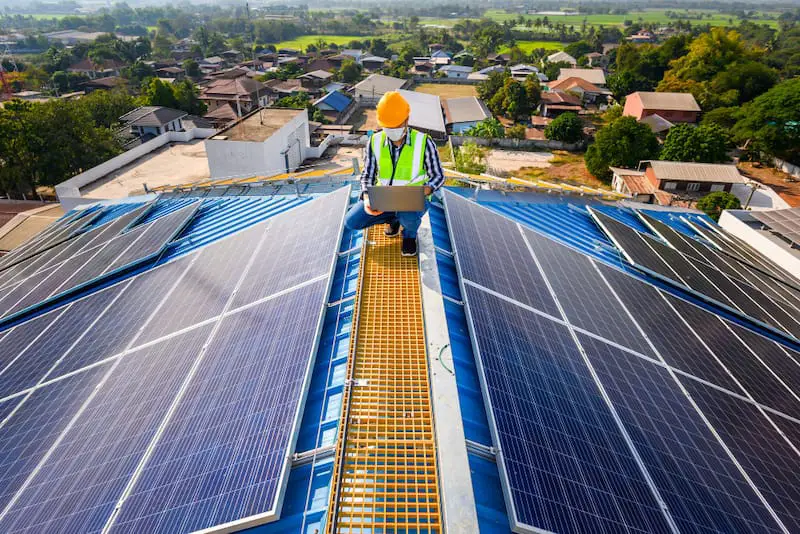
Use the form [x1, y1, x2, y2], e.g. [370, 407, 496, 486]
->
[385, 220, 401, 237]
[401, 237, 417, 257]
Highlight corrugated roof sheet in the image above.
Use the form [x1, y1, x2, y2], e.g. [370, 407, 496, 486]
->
[442, 97, 491, 125]
[644, 160, 746, 184]
[314, 90, 352, 113]
[557, 68, 606, 85]
[353, 74, 406, 95]
[397, 89, 446, 134]
[634, 91, 701, 112]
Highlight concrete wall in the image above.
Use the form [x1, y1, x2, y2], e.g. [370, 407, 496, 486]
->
[205, 109, 310, 179]
[719, 210, 800, 277]
[773, 157, 800, 180]
[450, 135, 584, 151]
[55, 127, 217, 210]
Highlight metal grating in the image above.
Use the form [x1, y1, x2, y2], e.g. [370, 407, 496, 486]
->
[326, 226, 442, 533]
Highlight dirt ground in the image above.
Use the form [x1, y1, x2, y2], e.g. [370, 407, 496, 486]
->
[738, 162, 800, 207]
[514, 151, 608, 189]
[486, 149, 553, 173]
[413, 83, 478, 98]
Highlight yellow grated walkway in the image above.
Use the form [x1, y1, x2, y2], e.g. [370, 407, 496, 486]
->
[326, 225, 442, 533]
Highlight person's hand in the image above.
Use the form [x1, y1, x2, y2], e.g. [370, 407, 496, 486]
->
[424, 185, 433, 196]
[363, 195, 383, 216]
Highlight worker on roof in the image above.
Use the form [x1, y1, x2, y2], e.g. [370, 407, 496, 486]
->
[344, 91, 444, 257]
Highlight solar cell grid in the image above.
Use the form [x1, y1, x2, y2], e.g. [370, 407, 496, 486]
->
[0, 364, 110, 514]
[135, 224, 263, 346]
[0, 307, 66, 377]
[597, 264, 746, 395]
[0, 285, 124, 398]
[444, 192, 559, 317]
[232, 188, 348, 308]
[461, 284, 672, 534]
[50, 256, 192, 379]
[109, 280, 329, 533]
[666, 295, 800, 419]
[0, 327, 213, 534]
[590, 210, 678, 280]
[580, 333, 783, 534]
[522, 227, 655, 356]
[682, 379, 800, 532]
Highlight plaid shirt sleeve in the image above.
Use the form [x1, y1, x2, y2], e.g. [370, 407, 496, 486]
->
[359, 138, 377, 199]
[423, 135, 445, 192]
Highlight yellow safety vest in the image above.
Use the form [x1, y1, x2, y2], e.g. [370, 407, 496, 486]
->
[372, 129, 428, 186]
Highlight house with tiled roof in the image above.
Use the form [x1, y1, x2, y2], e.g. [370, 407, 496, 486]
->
[547, 76, 612, 104]
[624, 91, 702, 124]
[67, 58, 125, 79]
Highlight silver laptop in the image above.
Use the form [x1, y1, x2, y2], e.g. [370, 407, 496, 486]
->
[366, 186, 426, 212]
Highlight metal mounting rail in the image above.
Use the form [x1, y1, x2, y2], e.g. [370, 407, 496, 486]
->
[325, 225, 442, 533]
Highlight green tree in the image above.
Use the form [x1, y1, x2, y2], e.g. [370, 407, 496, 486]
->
[701, 107, 739, 130]
[544, 112, 583, 143]
[660, 124, 732, 163]
[139, 78, 178, 109]
[173, 79, 207, 115]
[477, 70, 507, 102]
[585, 116, 660, 181]
[455, 142, 488, 174]
[506, 124, 526, 139]
[183, 59, 200, 78]
[543, 61, 571, 82]
[338, 59, 362, 84]
[465, 118, 505, 138]
[696, 191, 741, 221]
[77, 89, 136, 128]
[731, 78, 800, 163]
[606, 71, 653, 102]
[709, 61, 778, 106]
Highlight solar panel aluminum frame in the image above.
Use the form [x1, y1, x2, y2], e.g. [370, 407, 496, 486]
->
[189, 185, 351, 533]
[588, 208, 799, 345]
[0, 201, 202, 326]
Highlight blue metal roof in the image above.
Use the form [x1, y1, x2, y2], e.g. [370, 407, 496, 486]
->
[315, 90, 352, 112]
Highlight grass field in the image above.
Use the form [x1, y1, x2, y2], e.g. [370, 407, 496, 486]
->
[274, 35, 363, 51]
[414, 83, 478, 98]
[485, 8, 780, 29]
[23, 13, 70, 20]
[499, 40, 566, 53]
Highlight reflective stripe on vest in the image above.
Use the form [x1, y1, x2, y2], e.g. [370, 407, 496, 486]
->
[372, 129, 428, 186]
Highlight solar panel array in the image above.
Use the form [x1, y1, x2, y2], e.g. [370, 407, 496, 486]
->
[0, 202, 198, 321]
[443, 190, 800, 534]
[0, 187, 349, 533]
[752, 207, 800, 246]
[591, 209, 800, 342]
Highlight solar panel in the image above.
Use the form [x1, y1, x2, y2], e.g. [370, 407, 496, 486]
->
[682, 379, 800, 532]
[663, 295, 800, 419]
[597, 264, 748, 395]
[49, 256, 193, 379]
[0, 202, 199, 321]
[108, 279, 330, 533]
[0, 364, 110, 512]
[0, 285, 124, 398]
[443, 191, 559, 316]
[231, 187, 349, 308]
[579, 333, 784, 534]
[0, 204, 151, 290]
[753, 207, 800, 245]
[521, 227, 655, 356]
[0, 326, 214, 534]
[461, 284, 673, 533]
[0, 307, 68, 377]
[135, 224, 265, 346]
[592, 209, 800, 342]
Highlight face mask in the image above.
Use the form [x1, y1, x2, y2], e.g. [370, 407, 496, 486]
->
[384, 126, 406, 142]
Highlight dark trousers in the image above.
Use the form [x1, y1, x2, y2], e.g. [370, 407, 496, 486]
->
[344, 200, 428, 239]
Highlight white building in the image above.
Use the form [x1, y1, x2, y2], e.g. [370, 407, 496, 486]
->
[439, 65, 473, 79]
[719, 208, 800, 278]
[205, 108, 312, 180]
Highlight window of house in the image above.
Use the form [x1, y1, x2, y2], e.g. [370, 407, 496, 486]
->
[663, 181, 677, 191]
[710, 184, 725, 192]
[687, 182, 701, 192]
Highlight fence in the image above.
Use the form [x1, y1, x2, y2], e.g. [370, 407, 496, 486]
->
[450, 135, 584, 152]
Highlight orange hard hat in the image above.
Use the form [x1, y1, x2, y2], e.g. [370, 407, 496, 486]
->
[376, 91, 410, 128]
